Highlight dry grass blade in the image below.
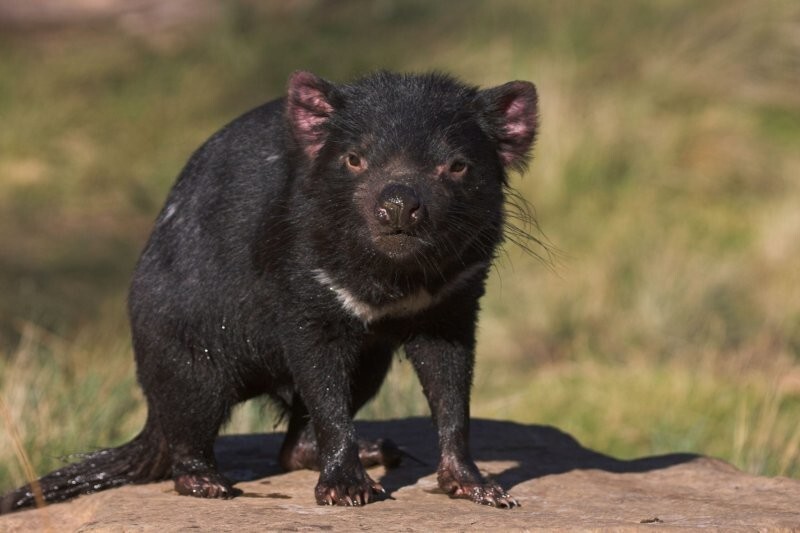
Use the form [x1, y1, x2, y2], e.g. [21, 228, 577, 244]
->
[0, 394, 48, 520]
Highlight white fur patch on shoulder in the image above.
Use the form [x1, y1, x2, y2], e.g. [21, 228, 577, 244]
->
[312, 262, 488, 324]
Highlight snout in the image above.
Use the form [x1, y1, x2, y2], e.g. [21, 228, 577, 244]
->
[374, 183, 424, 232]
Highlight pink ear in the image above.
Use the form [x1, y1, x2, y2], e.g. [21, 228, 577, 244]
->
[287, 71, 335, 159]
[479, 81, 539, 171]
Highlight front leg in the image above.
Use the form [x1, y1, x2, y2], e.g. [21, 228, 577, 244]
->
[284, 335, 384, 506]
[405, 304, 519, 509]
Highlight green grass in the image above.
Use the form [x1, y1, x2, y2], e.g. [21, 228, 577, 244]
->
[2, 0, 800, 490]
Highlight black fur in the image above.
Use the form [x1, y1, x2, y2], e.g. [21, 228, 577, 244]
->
[1, 70, 538, 512]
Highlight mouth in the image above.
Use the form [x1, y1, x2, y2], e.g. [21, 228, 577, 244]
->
[372, 231, 427, 259]
[378, 227, 412, 236]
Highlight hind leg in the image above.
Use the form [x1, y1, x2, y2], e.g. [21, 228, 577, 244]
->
[138, 349, 240, 499]
[278, 397, 317, 471]
[279, 398, 402, 472]
[154, 397, 239, 498]
[279, 345, 401, 472]
[171, 444, 237, 499]
[159, 396, 240, 498]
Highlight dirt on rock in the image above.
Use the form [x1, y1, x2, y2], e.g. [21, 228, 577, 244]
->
[1, 418, 798, 531]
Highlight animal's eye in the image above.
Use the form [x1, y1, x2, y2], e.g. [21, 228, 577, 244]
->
[346, 153, 364, 170]
[449, 160, 468, 174]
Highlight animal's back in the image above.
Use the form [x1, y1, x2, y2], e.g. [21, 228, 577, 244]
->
[129, 97, 296, 402]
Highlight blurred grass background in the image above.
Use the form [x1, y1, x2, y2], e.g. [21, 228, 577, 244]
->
[1, 0, 799, 489]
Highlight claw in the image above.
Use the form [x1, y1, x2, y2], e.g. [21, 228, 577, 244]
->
[446, 481, 518, 509]
[315, 472, 383, 506]
[174, 473, 239, 499]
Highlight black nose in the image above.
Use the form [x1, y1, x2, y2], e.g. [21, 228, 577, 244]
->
[375, 183, 423, 231]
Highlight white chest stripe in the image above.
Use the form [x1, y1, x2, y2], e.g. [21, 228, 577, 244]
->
[312, 262, 488, 324]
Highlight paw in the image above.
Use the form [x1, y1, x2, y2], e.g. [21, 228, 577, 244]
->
[438, 462, 519, 509]
[358, 438, 403, 469]
[315, 471, 385, 506]
[174, 473, 240, 499]
[449, 481, 519, 509]
[281, 437, 405, 472]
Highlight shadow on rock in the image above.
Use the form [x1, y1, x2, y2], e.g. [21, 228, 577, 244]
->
[214, 417, 698, 497]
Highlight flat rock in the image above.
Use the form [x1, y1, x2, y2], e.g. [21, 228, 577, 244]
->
[2, 418, 798, 531]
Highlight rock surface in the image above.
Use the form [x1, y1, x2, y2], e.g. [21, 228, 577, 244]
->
[2, 418, 798, 531]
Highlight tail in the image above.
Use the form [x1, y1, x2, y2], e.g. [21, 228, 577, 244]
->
[0, 417, 171, 514]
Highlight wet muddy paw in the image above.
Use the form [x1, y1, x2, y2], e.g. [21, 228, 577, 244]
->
[439, 468, 519, 509]
[174, 473, 240, 499]
[457, 483, 519, 509]
[315, 472, 385, 506]
[438, 465, 519, 509]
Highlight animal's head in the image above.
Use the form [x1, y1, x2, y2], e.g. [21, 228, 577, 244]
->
[286, 70, 538, 277]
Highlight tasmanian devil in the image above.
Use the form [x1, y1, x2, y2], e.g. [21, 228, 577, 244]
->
[0, 70, 538, 512]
